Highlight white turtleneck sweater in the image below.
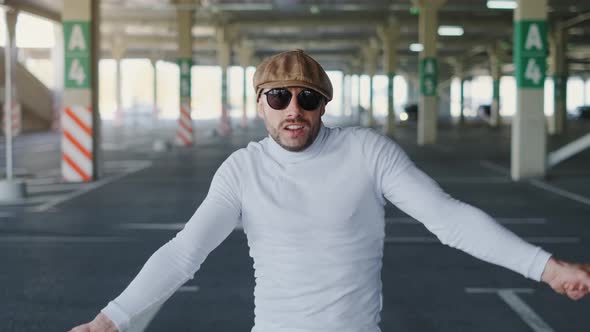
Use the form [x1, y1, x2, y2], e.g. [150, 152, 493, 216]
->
[102, 125, 551, 332]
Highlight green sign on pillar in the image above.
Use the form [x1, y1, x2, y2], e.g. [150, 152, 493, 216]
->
[420, 58, 438, 96]
[514, 20, 548, 88]
[178, 58, 192, 98]
[64, 21, 91, 89]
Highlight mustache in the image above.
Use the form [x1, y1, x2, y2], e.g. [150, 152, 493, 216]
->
[281, 118, 310, 127]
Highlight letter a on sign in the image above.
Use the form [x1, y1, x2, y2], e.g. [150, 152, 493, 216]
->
[425, 60, 435, 74]
[525, 24, 542, 51]
[68, 24, 87, 51]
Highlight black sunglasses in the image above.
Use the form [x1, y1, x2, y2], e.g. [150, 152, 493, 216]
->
[263, 88, 324, 111]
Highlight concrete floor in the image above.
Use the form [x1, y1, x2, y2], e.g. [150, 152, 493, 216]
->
[0, 116, 589, 331]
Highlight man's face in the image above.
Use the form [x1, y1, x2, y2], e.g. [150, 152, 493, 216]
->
[257, 87, 326, 152]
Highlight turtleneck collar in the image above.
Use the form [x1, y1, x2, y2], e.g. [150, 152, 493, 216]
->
[265, 124, 328, 165]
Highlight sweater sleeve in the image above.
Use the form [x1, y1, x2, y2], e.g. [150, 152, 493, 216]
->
[359, 129, 551, 282]
[101, 153, 243, 331]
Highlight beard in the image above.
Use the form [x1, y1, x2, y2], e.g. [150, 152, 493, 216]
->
[269, 118, 320, 152]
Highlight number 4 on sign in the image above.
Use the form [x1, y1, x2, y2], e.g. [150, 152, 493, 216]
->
[525, 58, 542, 85]
[69, 58, 86, 85]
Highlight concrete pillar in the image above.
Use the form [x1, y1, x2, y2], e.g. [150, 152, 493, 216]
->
[350, 57, 362, 124]
[3, 8, 21, 138]
[216, 25, 234, 136]
[149, 56, 159, 123]
[112, 35, 125, 127]
[51, 23, 64, 131]
[61, 0, 100, 182]
[489, 45, 502, 127]
[362, 42, 378, 128]
[452, 60, 466, 124]
[406, 75, 418, 105]
[512, 0, 548, 180]
[413, 0, 446, 145]
[3, 8, 18, 176]
[238, 41, 254, 128]
[549, 24, 567, 135]
[175, 7, 194, 146]
[459, 78, 465, 124]
[378, 18, 400, 136]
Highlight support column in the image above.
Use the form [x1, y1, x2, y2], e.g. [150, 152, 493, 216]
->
[512, 0, 548, 180]
[216, 25, 235, 136]
[350, 57, 362, 124]
[451, 59, 466, 125]
[0, 7, 26, 201]
[112, 35, 125, 127]
[61, 0, 100, 182]
[175, 8, 194, 146]
[150, 56, 159, 124]
[3, 8, 21, 138]
[362, 42, 378, 128]
[414, 0, 446, 145]
[51, 22, 64, 131]
[378, 18, 400, 136]
[238, 41, 254, 129]
[549, 24, 567, 135]
[489, 45, 502, 127]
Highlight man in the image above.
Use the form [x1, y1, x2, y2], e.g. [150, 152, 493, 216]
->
[71, 50, 590, 332]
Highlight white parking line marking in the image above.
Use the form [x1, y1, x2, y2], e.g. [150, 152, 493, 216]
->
[528, 179, 590, 207]
[117, 223, 185, 231]
[386, 217, 547, 225]
[479, 160, 510, 176]
[117, 223, 244, 231]
[178, 285, 200, 292]
[26, 183, 86, 194]
[435, 177, 511, 184]
[0, 235, 131, 243]
[31, 161, 152, 212]
[466, 288, 554, 332]
[480, 160, 590, 208]
[384, 236, 579, 245]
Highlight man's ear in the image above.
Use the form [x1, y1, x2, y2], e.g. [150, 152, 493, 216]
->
[257, 98, 265, 118]
[320, 100, 327, 116]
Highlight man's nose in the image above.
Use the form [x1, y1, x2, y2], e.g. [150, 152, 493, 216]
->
[284, 94, 304, 118]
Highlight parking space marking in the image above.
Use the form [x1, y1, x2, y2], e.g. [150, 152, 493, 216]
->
[117, 223, 185, 231]
[480, 160, 590, 208]
[0, 235, 131, 243]
[178, 285, 200, 292]
[466, 288, 554, 332]
[528, 179, 590, 207]
[386, 217, 547, 225]
[384, 236, 579, 245]
[435, 176, 511, 184]
[31, 160, 152, 212]
[117, 223, 245, 231]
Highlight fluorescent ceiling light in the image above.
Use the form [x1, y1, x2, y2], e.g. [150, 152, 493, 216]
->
[410, 43, 423, 52]
[486, 0, 517, 10]
[438, 25, 464, 36]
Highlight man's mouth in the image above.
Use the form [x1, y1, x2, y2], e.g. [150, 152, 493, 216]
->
[284, 124, 305, 130]
[282, 123, 307, 136]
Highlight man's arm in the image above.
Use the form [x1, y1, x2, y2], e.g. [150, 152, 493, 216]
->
[541, 257, 590, 300]
[361, 130, 590, 299]
[68, 153, 244, 331]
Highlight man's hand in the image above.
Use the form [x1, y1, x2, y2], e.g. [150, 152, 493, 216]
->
[69, 312, 119, 332]
[541, 257, 590, 300]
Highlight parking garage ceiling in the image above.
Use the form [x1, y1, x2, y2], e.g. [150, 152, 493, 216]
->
[6, 0, 590, 78]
